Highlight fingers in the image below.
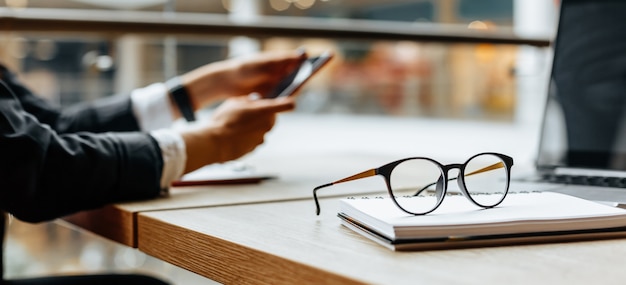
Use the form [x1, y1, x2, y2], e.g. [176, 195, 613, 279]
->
[247, 97, 296, 114]
[238, 50, 306, 78]
[182, 95, 295, 171]
[237, 51, 308, 96]
[250, 49, 307, 69]
[219, 96, 295, 116]
[210, 96, 294, 134]
[179, 49, 307, 109]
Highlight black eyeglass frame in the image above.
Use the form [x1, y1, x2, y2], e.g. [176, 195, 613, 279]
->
[313, 152, 514, 215]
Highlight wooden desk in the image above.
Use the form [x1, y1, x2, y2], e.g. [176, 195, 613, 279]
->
[65, 115, 538, 247]
[64, 150, 398, 247]
[137, 198, 626, 285]
[62, 115, 544, 284]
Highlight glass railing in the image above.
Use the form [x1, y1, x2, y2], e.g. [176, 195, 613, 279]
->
[0, 4, 552, 122]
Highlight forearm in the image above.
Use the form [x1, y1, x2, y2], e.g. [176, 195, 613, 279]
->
[0, 131, 163, 223]
[0, 91, 163, 223]
[0, 63, 144, 134]
[55, 94, 141, 133]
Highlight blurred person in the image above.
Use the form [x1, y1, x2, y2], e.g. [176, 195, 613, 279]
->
[334, 42, 433, 116]
[0, 50, 306, 285]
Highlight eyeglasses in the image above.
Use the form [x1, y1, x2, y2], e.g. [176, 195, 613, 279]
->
[313, 152, 514, 215]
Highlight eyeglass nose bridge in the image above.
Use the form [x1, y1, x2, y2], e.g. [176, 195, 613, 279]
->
[440, 163, 471, 198]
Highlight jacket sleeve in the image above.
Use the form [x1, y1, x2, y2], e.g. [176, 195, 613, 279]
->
[0, 71, 164, 223]
[0, 64, 142, 134]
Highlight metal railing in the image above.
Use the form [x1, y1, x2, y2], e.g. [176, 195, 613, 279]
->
[0, 7, 551, 46]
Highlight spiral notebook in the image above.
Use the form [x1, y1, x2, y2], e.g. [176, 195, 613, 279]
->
[338, 192, 626, 251]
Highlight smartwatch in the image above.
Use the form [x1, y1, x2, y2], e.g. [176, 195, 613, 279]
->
[166, 76, 196, 122]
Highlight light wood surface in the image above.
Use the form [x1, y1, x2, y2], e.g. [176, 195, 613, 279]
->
[64, 115, 540, 248]
[63, 150, 402, 247]
[137, 198, 626, 285]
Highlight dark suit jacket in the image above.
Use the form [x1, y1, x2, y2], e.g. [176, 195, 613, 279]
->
[0, 64, 164, 279]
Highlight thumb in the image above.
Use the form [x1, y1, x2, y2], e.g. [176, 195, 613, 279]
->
[252, 97, 296, 114]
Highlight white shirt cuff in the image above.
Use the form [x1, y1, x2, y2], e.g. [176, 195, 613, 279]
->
[130, 83, 176, 132]
[150, 129, 187, 191]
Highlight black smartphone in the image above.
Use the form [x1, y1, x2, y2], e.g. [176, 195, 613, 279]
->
[267, 51, 332, 98]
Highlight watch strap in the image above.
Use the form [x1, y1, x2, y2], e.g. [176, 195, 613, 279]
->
[166, 76, 196, 122]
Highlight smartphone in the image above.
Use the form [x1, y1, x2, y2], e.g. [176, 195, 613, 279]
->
[267, 51, 332, 98]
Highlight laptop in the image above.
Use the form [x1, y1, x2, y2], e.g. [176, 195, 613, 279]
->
[511, 0, 626, 205]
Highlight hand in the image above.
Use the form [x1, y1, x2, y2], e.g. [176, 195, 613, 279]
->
[179, 96, 296, 173]
[180, 50, 306, 110]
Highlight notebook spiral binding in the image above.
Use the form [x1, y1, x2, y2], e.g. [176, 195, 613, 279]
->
[346, 190, 543, 200]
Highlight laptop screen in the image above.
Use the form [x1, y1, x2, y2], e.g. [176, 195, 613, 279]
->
[536, 0, 626, 171]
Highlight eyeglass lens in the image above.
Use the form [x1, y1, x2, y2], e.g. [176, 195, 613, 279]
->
[463, 153, 509, 207]
[389, 158, 444, 214]
[388, 154, 509, 214]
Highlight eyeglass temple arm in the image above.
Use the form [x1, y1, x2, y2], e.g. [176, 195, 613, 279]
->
[465, 161, 505, 176]
[313, 169, 377, 215]
[412, 162, 505, 196]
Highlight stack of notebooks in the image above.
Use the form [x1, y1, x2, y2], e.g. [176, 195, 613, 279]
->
[338, 192, 626, 251]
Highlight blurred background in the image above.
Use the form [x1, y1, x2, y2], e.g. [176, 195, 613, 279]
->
[1, 0, 557, 284]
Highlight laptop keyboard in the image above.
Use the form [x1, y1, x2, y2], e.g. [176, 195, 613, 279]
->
[542, 174, 626, 188]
